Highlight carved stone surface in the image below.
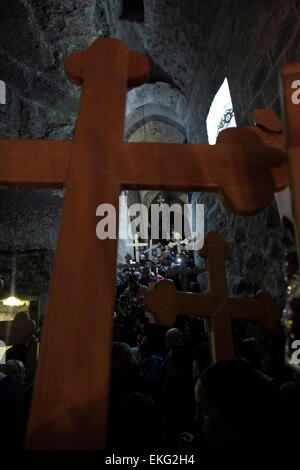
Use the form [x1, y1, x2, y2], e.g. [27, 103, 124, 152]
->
[0, 187, 63, 296]
[0, 0, 299, 299]
[192, 192, 286, 305]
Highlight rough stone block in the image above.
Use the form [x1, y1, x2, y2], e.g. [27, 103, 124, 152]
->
[29, 74, 79, 116]
[262, 62, 282, 106]
[250, 55, 271, 98]
[268, 8, 298, 64]
[19, 98, 75, 140]
[0, 0, 55, 69]
[285, 24, 300, 63]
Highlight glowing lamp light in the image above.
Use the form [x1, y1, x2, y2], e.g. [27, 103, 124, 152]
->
[1, 296, 29, 307]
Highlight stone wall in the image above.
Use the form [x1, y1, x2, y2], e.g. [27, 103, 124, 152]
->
[187, 1, 300, 305]
[0, 0, 298, 302]
[0, 187, 63, 297]
[186, 0, 300, 141]
[226, 0, 300, 126]
[0, 1, 106, 297]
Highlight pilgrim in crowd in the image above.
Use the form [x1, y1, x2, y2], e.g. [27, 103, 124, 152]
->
[1, 239, 300, 450]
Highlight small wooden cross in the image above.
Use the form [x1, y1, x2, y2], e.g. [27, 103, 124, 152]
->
[0, 38, 290, 449]
[145, 232, 282, 361]
[126, 234, 148, 262]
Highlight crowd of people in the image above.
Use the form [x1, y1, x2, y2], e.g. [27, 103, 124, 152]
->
[0, 240, 300, 449]
[111, 241, 300, 448]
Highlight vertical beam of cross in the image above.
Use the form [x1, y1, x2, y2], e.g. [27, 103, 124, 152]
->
[199, 232, 233, 361]
[280, 64, 300, 257]
[126, 234, 148, 262]
[26, 39, 149, 450]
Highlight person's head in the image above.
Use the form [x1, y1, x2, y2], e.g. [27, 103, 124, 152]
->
[133, 271, 141, 281]
[141, 266, 150, 277]
[4, 360, 25, 383]
[196, 359, 273, 422]
[164, 328, 184, 351]
[111, 342, 139, 380]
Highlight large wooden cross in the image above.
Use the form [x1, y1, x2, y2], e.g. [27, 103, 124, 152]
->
[280, 64, 300, 257]
[145, 232, 282, 361]
[0, 38, 290, 449]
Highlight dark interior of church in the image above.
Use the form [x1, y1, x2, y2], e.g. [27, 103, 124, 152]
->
[0, 0, 300, 454]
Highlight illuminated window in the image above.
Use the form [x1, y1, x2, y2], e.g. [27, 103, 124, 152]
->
[206, 78, 237, 145]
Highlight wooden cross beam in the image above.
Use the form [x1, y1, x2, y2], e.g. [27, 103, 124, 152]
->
[0, 38, 289, 449]
[145, 232, 282, 361]
[126, 234, 147, 262]
[280, 63, 300, 257]
[217, 108, 291, 218]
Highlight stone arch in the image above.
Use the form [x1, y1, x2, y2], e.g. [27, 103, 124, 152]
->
[124, 81, 188, 210]
[117, 81, 189, 261]
[125, 103, 186, 142]
[126, 82, 187, 119]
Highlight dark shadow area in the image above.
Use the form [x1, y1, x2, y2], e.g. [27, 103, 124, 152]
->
[120, 0, 145, 23]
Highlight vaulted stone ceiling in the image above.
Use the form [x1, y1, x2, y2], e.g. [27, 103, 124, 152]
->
[0, 0, 222, 140]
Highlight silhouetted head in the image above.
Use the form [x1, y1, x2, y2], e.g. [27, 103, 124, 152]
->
[165, 328, 184, 351]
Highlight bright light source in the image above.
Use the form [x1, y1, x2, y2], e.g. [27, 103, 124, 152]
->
[206, 78, 237, 145]
[1, 297, 29, 307]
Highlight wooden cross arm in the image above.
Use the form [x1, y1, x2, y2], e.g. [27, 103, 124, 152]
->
[228, 292, 282, 332]
[121, 139, 287, 215]
[250, 111, 290, 192]
[145, 279, 214, 326]
[280, 63, 300, 262]
[252, 108, 283, 134]
[217, 125, 288, 188]
[0, 311, 36, 345]
[0, 140, 71, 186]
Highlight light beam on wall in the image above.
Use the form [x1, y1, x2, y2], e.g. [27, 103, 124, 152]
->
[206, 78, 237, 145]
